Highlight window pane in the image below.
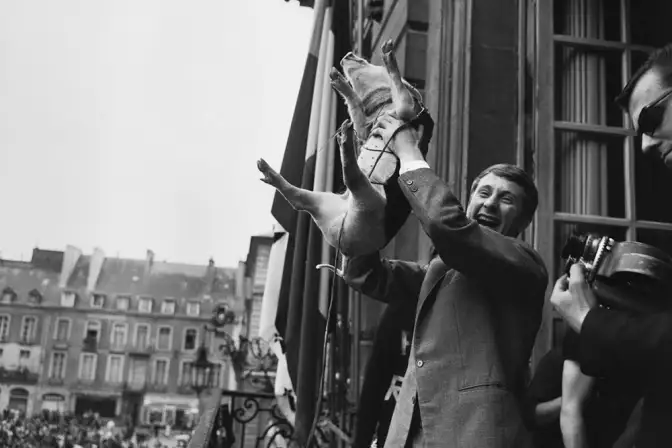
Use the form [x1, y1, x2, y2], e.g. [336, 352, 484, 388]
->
[631, 3, 672, 48]
[553, 222, 627, 277]
[635, 136, 672, 223]
[554, 132, 625, 217]
[553, 0, 623, 43]
[637, 229, 672, 258]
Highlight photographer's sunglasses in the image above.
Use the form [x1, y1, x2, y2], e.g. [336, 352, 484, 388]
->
[638, 89, 672, 136]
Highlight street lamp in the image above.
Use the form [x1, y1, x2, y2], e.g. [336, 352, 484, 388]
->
[190, 343, 221, 397]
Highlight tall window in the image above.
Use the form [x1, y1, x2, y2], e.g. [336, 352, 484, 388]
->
[536, 0, 672, 349]
[110, 323, 127, 349]
[54, 318, 70, 341]
[157, 327, 172, 351]
[135, 324, 150, 349]
[183, 329, 198, 351]
[153, 359, 169, 385]
[20, 316, 37, 343]
[128, 358, 149, 385]
[180, 361, 193, 386]
[50, 352, 67, 379]
[79, 353, 97, 381]
[0, 315, 9, 340]
[106, 355, 124, 383]
[84, 321, 101, 341]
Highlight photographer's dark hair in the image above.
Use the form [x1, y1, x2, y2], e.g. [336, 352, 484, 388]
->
[615, 43, 672, 110]
[469, 163, 539, 229]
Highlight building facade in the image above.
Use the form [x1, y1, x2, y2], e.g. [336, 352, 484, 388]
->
[345, 0, 672, 394]
[0, 246, 242, 427]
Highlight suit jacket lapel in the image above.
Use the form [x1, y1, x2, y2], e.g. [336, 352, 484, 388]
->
[416, 258, 449, 322]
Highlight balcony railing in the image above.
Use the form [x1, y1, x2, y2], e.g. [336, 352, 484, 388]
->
[188, 389, 293, 448]
[0, 367, 39, 385]
[128, 343, 154, 356]
[124, 379, 147, 392]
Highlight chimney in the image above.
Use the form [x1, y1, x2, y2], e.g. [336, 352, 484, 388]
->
[145, 250, 154, 275]
[59, 245, 82, 288]
[204, 258, 216, 295]
[87, 247, 106, 292]
[235, 261, 246, 300]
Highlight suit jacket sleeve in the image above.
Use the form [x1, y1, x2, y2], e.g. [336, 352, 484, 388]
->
[341, 252, 427, 304]
[397, 168, 548, 292]
[578, 307, 672, 377]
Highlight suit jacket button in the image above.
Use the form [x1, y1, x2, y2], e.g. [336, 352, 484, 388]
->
[416, 360, 424, 368]
[406, 179, 413, 185]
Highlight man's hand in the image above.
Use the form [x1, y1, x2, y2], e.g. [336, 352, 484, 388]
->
[370, 112, 424, 167]
[550, 263, 598, 333]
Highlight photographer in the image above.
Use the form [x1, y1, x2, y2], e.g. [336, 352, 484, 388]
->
[550, 263, 671, 447]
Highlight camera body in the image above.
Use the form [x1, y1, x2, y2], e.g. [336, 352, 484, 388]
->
[561, 232, 672, 313]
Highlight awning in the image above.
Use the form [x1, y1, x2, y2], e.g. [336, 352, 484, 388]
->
[143, 393, 198, 409]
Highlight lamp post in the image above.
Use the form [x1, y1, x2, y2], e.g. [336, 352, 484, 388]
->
[190, 342, 221, 417]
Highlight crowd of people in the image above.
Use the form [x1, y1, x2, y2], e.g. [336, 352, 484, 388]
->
[0, 410, 190, 448]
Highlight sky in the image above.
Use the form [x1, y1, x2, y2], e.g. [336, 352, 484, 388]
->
[0, 0, 314, 267]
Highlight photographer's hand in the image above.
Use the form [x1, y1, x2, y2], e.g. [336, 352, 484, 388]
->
[550, 264, 598, 333]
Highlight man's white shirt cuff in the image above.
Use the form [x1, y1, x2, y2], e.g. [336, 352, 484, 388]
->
[400, 160, 430, 174]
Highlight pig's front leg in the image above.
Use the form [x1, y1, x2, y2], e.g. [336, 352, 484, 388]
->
[330, 68, 368, 140]
[257, 159, 331, 216]
[381, 40, 416, 121]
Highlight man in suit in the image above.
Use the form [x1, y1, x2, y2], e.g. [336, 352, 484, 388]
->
[341, 113, 549, 447]
[550, 43, 672, 448]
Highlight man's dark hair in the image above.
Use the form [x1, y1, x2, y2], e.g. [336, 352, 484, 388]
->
[615, 43, 672, 110]
[469, 163, 539, 231]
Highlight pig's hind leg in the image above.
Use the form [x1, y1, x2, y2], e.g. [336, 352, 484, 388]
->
[330, 68, 368, 140]
[381, 40, 416, 121]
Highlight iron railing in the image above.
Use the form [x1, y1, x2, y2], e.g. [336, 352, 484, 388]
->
[188, 389, 293, 448]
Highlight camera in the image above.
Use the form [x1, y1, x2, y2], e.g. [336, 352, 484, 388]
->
[561, 231, 672, 313]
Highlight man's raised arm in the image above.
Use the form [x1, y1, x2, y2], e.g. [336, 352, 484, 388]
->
[340, 253, 426, 305]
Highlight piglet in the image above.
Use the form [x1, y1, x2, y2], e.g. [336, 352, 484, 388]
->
[257, 40, 433, 256]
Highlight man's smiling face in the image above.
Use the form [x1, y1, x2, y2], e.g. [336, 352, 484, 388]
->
[466, 173, 525, 237]
[628, 68, 672, 169]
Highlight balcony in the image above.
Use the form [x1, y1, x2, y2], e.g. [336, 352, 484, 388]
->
[146, 383, 169, 393]
[109, 342, 126, 353]
[52, 340, 69, 350]
[47, 377, 65, 386]
[123, 379, 147, 393]
[177, 384, 193, 395]
[0, 367, 39, 385]
[18, 338, 37, 346]
[127, 343, 154, 357]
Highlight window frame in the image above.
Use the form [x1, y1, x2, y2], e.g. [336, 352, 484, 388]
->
[20, 315, 38, 343]
[110, 322, 129, 349]
[134, 323, 151, 349]
[90, 293, 106, 309]
[182, 327, 199, 352]
[533, 0, 672, 355]
[83, 320, 102, 342]
[156, 326, 173, 351]
[138, 297, 153, 313]
[105, 354, 125, 384]
[0, 314, 10, 341]
[49, 351, 67, 379]
[60, 291, 77, 307]
[116, 296, 130, 311]
[78, 353, 98, 381]
[186, 302, 200, 317]
[161, 299, 176, 315]
[54, 317, 72, 341]
[152, 357, 170, 385]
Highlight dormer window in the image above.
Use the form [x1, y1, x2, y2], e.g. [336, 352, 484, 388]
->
[91, 294, 106, 309]
[1, 287, 16, 304]
[60, 291, 77, 307]
[161, 300, 175, 315]
[28, 289, 43, 305]
[138, 297, 153, 313]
